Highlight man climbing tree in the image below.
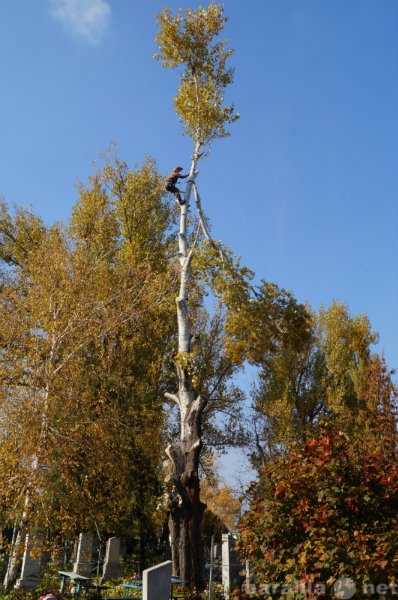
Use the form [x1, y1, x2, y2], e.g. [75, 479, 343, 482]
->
[165, 167, 189, 205]
[154, 2, 239, 589]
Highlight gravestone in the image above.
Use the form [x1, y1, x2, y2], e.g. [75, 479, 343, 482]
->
[73, 532, 93, 576]
[101, 537, 122, 582]
[14, 534, 42, 589]
[142, 560, 172, 600]
[213, 543, 222, 560]
[221, 534, 241, 597]
[209, 543, 222, 582]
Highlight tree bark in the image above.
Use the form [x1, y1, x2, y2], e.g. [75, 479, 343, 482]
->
[3, 505, 28, 589]
[165, 161, 207, 588]
[155, 5, 238, 586]
[3, 384, 51, 589]
[166, 387, 207, 588]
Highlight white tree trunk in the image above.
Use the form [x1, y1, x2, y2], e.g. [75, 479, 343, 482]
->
[3, 379, 52, 589]
[166, 155, 207, 588]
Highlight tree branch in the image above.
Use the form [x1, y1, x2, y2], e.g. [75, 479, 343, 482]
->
[192, 183, 230, 263]
[165, 392, 180, 405]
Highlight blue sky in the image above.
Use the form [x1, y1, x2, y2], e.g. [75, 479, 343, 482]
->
[1, 1, 397, 480]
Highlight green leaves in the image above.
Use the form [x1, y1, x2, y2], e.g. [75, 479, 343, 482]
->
[154, 3, 239, 149]
[71, 154, 175, 269]
[318, 302, 379, 411]
[245, 301, 388, 466]
[224, 280, 313, 367]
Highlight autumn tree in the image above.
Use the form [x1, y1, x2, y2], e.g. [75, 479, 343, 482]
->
[201, 471, 241, 538]
[0, 157, 177, 585]
[153, 4, 317, 577]
[154, 3, 239, 588]
[238, 357, 398, 593]
[243, 301, 382, 469]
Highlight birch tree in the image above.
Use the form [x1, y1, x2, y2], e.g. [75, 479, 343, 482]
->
[154, 3, 239, 587]
[0, 159, 176, 586]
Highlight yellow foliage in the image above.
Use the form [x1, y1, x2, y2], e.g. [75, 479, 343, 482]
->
[174, 350, 199, 388]
[154, 3, 239, 148]
[201, 479, 241, 532]
[0, 160, 176, 540]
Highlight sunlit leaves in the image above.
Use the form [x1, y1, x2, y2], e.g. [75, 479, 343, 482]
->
[154, 4, 227, 69]
[224, 280, 313, 367]
[0, 155, 177, 545]
[71, 154, 175, 270]
[318, 302, 379, 411]
[201, 478, 241, 534]
[0, 199, 46, 267]
[154, 3, 239, 148]
[238, 393, 398, 590]
[247, 301, 385, 466]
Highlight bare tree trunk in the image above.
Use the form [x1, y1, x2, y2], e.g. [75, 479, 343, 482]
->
[166, 383, 207, 587]
[3, 384, 51, 589]
[165, 159, 207, 588]
[3, 500, 29, 589]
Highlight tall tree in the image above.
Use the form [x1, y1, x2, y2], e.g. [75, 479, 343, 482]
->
[0, 158, 177, 585]
[154, 3, 239, 587]
[238, 358, 398, 593]
[245, 301, 381, 469]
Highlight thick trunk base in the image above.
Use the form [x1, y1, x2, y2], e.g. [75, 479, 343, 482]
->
[168, 460, 206, 589]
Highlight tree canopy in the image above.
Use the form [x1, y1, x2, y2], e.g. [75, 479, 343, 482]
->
[238, 361, 398, 593]
[0, 2, 395, 592]
[0, 157, 178, 584]
[154, 2, 239, 150]
[241, 301, 385, 469]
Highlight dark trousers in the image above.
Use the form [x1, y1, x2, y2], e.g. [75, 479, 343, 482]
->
[166, 184, 182, 203]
